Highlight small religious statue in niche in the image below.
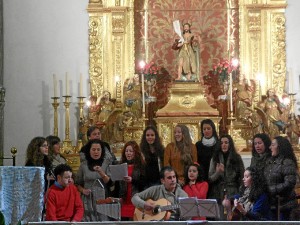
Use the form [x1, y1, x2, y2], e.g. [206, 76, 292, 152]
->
[172, 20, 200, 82]
[123, 74, 142, 120]
[234, 74, 255, 122]
[105, 110, 134, 143]
[96, 90, 115, 124]
[259, 88, 288, 138]
[88, 95, 101, 125]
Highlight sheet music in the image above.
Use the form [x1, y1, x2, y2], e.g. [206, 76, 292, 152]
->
[109, 163, 128, 181]
[173, 20, 184, 43]
[197, 199, 220, 218]
[178, 197, 220, 219]
[178, 197, 198, 218]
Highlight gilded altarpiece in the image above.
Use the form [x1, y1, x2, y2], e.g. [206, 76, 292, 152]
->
[88, 0, 135, 100]
[85, 0, 291, 153]
[239, 0, 287, 97]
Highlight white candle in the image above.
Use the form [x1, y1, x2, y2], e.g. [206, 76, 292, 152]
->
[141, 73, 145, 115]
[258, 80, 262, 100]
[53, 74, 57, 97]
[289, 69, 294, 93]
[227, 5, 230, 52]
[79, 73, 83, 96]
[65, 72, 69, 95]
[229, 72, 233, 112]
[115, 75, 120, 99]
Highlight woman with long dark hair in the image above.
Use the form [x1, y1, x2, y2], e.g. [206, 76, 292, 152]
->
[79, 125, 117, 166]
[264, 136, 298, 220]
[140, 126, 164, 188]
[250, 133, 271, 174]
[119, 141, 146, 220]
[208, 134, 245, 220]
[196, 119, 218, 181]
[224, 166, 271, 221]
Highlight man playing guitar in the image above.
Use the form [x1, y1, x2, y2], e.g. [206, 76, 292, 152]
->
[132, 166, 188, 221]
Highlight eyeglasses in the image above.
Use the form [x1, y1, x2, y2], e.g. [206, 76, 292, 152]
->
[41, 144, 49, 148]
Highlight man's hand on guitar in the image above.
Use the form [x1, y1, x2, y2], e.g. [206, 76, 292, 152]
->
[144, 202, 155, 211]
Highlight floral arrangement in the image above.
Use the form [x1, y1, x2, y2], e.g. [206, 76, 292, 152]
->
[203, 58, 240, 107]
[204, 59, 239, 86]
[143, 61, 161, 81]
[136, 60, 172, 122]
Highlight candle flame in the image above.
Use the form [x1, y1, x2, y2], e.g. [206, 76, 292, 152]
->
[139, 60, 146, 69]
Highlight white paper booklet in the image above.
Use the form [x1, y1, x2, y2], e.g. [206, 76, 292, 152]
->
[109, 163, 128, 181]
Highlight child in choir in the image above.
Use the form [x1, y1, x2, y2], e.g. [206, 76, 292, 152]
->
[46, 164, 84, 222]
[183, 162, 209, 220]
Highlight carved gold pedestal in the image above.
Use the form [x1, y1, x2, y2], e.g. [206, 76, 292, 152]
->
[155, 82, 220, 146]
[229, 120, 253, 152]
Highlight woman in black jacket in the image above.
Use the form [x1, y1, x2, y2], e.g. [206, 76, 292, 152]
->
[264, 136, 298, 220]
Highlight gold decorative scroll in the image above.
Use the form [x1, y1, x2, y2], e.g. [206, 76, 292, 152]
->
[89, 16, 104, 96]
[271, 12, 286, 95]
[87, 1, 135, 99]
[239, 0, 287, 98]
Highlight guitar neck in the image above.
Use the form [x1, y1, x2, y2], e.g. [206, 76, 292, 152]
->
[160, 204, 179, 212]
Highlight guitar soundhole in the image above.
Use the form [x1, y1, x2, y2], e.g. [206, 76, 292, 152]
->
[152, 206, 161, 215]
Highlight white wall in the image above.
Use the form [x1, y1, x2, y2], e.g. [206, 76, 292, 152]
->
[3, 0, 89, 165]
[286, 0, 300, 114]
[2, 0, 300, 165]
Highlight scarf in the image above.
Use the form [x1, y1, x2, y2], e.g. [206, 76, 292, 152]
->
[202, 136, 216, 147]
[239, 187, 253, 213]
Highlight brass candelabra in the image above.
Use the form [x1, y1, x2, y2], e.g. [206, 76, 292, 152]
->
[227, 111, 236, 136]
[62, 95, 73, 153]
[288, 93, 296, 117]
[77, 96, 86, 119]
[51, 97, 60, 136]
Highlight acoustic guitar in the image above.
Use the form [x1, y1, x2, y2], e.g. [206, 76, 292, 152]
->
[227, 206, 242, 221]
[133, 198, 179, 221]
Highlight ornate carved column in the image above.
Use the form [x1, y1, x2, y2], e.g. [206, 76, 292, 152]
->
[0, 0, 4, 165]
[87, 0, 135, 101]
[239, 0, 287, 98]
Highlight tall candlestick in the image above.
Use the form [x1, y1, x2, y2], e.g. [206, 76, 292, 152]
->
[79, 73, 83, 96]
[229, 72, 233, 112]
[227, 1, 230, 53]
[65, 72, 69, 95]
[141, 73, 145, 115]
[289, 69, 294, 93]
[53, 74, 57, 97]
